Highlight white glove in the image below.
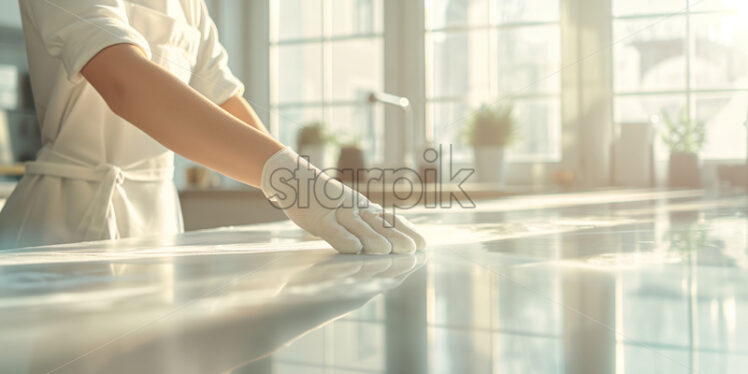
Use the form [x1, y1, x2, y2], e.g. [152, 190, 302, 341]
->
[261, 148, 427, 254]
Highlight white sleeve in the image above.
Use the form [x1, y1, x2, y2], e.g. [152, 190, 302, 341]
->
[23, 0, 152, 84]
[189, 1, 245, 105]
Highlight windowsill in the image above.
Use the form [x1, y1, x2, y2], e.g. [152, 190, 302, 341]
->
[179, 183, 548, 206]
[701, 159, 748, 165]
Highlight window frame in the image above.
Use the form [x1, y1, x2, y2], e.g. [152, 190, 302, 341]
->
[240, 0, 600, 185]
[239, 0, 746, 187]
[611, 4, 748, 162]
[264, 0, 387, 164]
[383, 0, 576, 184]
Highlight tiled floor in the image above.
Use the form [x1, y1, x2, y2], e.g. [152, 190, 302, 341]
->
[1, 190, 746, 373]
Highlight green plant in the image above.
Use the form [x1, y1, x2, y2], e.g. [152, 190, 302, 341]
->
[297, 122, 333, 149]
[334, 132, 362, 149]
[659, 108, 706, 154]
[463, 104, 517, 147]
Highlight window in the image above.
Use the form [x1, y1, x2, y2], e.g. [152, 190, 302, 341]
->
[269, 0, 385, 164]
[612, 0, 748, 160]
[263, 0, 747, 182]
[424, 0, 562, 162]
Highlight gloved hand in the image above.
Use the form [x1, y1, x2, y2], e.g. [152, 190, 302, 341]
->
[261, 148, 427, 254]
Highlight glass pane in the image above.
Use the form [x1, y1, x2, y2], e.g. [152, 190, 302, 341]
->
[272, 44, 322, 104]
[426, 0, 490, 30]
[614, 95, 686, 124]
[427, 101, 473, 162]
[613, 17, 687, 92]
[428, 31, 491, 98]
[274, 106, 325, 149]
[612, 0, 685, 17]
[694, 92, 748, 160]
[495, 25, 561, 95]
[271, 0, 322, 41]
[691, 13, 748, 89]
[428, 99, 561, 163]
[328, 0, 383, 36]
[508, 98, 561, 161]
[689, 0, 746, 12]
[329, 38, 383, 101]
[490, 0, 560, 24]
[328, 105, 384, 164]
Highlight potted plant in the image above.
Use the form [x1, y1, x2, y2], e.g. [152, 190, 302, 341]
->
[658, 109, 706, 188]
[463, 104, 517, 184]
[297, 121, 333, 168]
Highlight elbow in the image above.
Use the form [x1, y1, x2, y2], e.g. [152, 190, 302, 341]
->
[99, 77, 131, 118]
[80, 44, 149, 119]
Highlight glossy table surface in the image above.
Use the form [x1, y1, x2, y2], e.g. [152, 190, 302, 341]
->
[1, 189, 747, 373]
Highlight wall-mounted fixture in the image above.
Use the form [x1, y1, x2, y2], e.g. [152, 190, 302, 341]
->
[368, 91, 413, 168]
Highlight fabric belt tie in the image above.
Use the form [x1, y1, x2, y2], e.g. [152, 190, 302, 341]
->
[25, 161, 173, 240]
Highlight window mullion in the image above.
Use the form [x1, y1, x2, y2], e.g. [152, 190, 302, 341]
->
[321, 0, 329, 127]
[562, 0, 615, 186]
[685, 1, 693, 137]
[383, 0, 427, 167]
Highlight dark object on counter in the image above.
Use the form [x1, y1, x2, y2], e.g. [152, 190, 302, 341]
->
[668, 152, 701, 188]
[553, 169, 576, 191]
[336, 146, 365, 184]
[717, 165, 747, 188]
[185, 165, 221, 189]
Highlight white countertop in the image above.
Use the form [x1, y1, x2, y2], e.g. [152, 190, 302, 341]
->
[2, 189, 746, 373]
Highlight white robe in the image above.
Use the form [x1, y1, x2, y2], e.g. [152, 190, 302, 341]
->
[0, 0, 244, 249]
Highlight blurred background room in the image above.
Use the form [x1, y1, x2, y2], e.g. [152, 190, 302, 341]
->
[0, 0, 746, 229]
[2, 2, 748, 374]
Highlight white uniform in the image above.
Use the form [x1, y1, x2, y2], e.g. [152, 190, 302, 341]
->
[0, 0, 243, 249]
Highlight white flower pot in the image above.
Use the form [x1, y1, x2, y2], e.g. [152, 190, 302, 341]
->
[299, 144, 329, 169]
[474, 146, 506, 185]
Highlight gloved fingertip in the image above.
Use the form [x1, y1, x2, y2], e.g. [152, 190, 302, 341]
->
[391, 235, 417, 254]
[412, 233, 427, 251]
[386, 214, 427, 251]
[320, 226, 363, 254]
[363, 242, 392, 255]
[335, 239, 363, 254]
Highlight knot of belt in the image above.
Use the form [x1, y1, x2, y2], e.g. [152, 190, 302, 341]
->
[24, 160, 174, 241]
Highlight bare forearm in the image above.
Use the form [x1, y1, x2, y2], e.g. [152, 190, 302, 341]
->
[220, 95, 271, 135]
[82, 44, 282, 187]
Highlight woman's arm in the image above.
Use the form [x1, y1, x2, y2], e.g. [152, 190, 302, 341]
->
[81, 43, 282, 187]
[81, 43, 427, 254]
[219, 95, 271, 136]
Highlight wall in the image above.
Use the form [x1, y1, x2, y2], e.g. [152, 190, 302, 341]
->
[0, 1, 35, 173]
[0, 2, 21, 29]
[0, 1, 26, 69]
